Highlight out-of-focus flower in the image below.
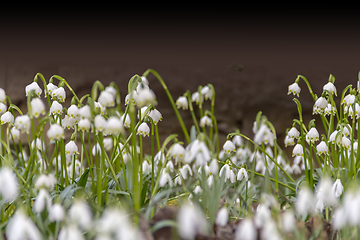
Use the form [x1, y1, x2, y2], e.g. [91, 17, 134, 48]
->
[0, 167, 19, 202]
[177, 203, 208, 239]
[25, 82, 42, 97]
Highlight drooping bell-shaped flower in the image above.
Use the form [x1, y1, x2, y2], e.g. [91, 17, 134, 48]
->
[67, 105, 79, 119]
[47, 123, 65, 141]
[313, 96, 328, 114]
[35, 173, 57, 191]
[65, 140, 79, 156]
[149, 109, 163, 125]
[0, 103, 7, 116]
[0, 88, 6, 103]
[292, 143, 304, 157]
[306, 127, 320, 144]
[6, 210, 42, 240]
[323, 82, 337, 96]
[184, 139, 210, 166]
[136, 88, 157, 107]
[51, 87, 66, 102]
[332, 179, 344, 198]
[0, 166, 19, 202]
[34, 188, 52, 213]
[223, 140, 236, 154]
[94, 115, 107, 132]
[176, 96, 188, 110]
[201, 85, 213, 100]
[25, 81, 42, 97]
[79, 105, 92, 119]
[10, 127, 20, 143]
[169, 143, 185, 162]
[136, 122, 150, 137]
[287, 82, 301, 97]
[316, 141, 329, 155]
[47, 82, 58, 96]
[30, 98, 46, 118]
[78, 118, 91, 132]
[49, 101, 63, 115]
[199, 115, 212, 127]
[237, 168, 248, 181]
[105, 116, 124, 136]
[98, 90, 115, 108]
[49, 203, 65, 222]
[159, 169, 173, 187]
[68, 200, 93, 230]
[342, 93, 356, 107]
[177, 203, 208, 239]
[1, 111, 14, 125]
[14, 114, 30, 133]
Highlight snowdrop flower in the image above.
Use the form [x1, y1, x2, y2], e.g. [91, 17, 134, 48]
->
[332, 179, 344, 198]
[215, 207, 229, 227]
[287, 126, 300, 139]
[79, 105, 92, 119]
[201, 85, 213, 100]
[184, 139, 210, 166]
[219, 164, 236, 183]
[329, 130, 341, 144]
[0, 88, 6, 103]
[98, 90, 115, 108]
[1, 111, 14, 125]
[341, 136, 351, 149]
[234, 218, 257, 240]
[103, 138, 113, 151]
[14, 115, 30, 133]
[136, 87, 157, 107]
[30, 98, 46, 118]
[10, 127, 20, 143]
[284, 135, 295, 147]
[0, 167, 19, 202]
[347, 103, 360, 119]
[281, 210, 296, 233]
[342, 93, 356, 107]
[159, 170, 173, 187]
[105, 116, 124, 136]
[176, 96, 188, 110]
[6, 210, 42, 240]
[191, 91, 204, 105]
[223, 140, 236, 154]
[179, 164, 193, 179]
[254, 124, 274, 146]
[62, 115, 76, 129]
[206, 175, 214, 188]
[165, 161, 174, 172]
[292, 143, 304, 157]
[31, 138, 43, 151]
[177, 203, 208, 239]
[0, 102, 7, 116]
[324, 103, 337, 116]
[58, 225, 84, 240]
[199, 115, 212, 127]
[237, 168, 248, 181]
[292, 164, 302, 175]
[69, 200, 92, 230]
[78, 118, 91, 131]
[67, 159, 82, 177]
[316, 177, 338, 207]
[149, 108, 162, 125]
[94, 115, 107, 132]
[323, 81, 337, 95]
[25, 81, 42, 97]
[65, 140, 79, 156]
[287, 82, 301, 97]
[120, 113, 131, 128]
[51, 87, 66, 102]
[193, 185, 203, 195]
[125, 91, 137, 105]
[154, 151, 166, 165]
[105, 85, 117, 96]
[47, 123, 65, 141]
[313, 96, 328, 114]
[67, 105, 79, 118]
[306, 127, 320, 144]
[296, 187, 315, 215]
[209, 159, 219, 174]
[136, 122, 150, 137]
[34, 188, 52, 213]
[169, 143, 185, 162]
[47, 82, 58, 95]
[49, 203, 65, 222]
[34, 173, 57, 191]
[316, 141, 329, 155]
[49, 100, 63, 115]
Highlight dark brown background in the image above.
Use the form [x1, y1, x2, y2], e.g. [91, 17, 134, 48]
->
[1, 7, 359, 154]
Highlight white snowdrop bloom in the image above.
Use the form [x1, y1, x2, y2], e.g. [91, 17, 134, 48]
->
[98, 91, 115, 108]
[49, 100, 63, 115]
[191, 91, 204, 105]
[324, 103, 337, 116]
[94, 101, 106, 115]
[254, 124, 274, 146]
[30, 98, 46, 118]
[287, 82, 301, 97]
[138, 106, 151, 120]
[342, 93, 356, 107]
[0, 88, 6, 103]
[10, 127, 20, 143]
[223, 140, 236, 154]
[193, 185, 203, 195]
[255, 160, 266, 175]
[341, 136, 351, 149]
[1, 111, 14, 125]
[232, 135, 243, 147]
[342, 124, 352, 137]
[47, 123, 65, 141]
[136, 82, 149, 93]
[323, 81, 337, 95]
[94, 115, 107, 132]
[209, 159, 219, 175]
[142, 161, 151, 175]
[6, 210, 42, 240]
[199, 115, 212, 127]
[313, 96, 328, 114]
[49, 203, 65, 222]
[179, 164, 193, 179]
[329, 130, 341, 144]
[79, 105, 92, 119]
[295, 187, 315, 216]
[65, 140, 79, 156]
[184, 139, 211, 166]
[201, 85, 213, 100]
[206, 175, 214, 188]
[169, 143, 185, 162]
[92, 143, 102, 156]
[103, 138, 113, 151]
[283, 164, 293, 175]
[234, 218, 257, 240]
[332, 179, 344, 198]
[14, 114, 31, 133]
[292, 164, 302, 175]
[306, 127, 320, 144]
[78, 118, 91, 131]
[25, 81, 42, 97]
[316, 177, 338, 207]
[287, 126, 300, 139]
[105, 116, 124, 136]
[165, 161, 174, 172]
[47, 82, 58, 95]
[261, 219, 282, 240]
[34, 188, 52, 213]
[284, 135, 295, 147]
[136, 122, 150, 137]
[35, 173, 57, 191]
[0, 102, 7, 116]
[67, 105, 79, 118]
[332, 206, 347, 230]
[219, 164, 236, 183]
[136, 88, 157, 107]
[177, 203, 208, 239]
[237, 168, 248, 181]
[316, 141, 329, 155]
[159, 170, 173, 187]
[105, 85, 117, 97]
[281, 210, 296, 233]
[0, 167, 19, 202]
[51, 87, 66, 102]
[292, 143, 304, 157]
[175, 96, 188, 110]
[58, 225, 84, 240]
[31, 138, 43, 151]
[120, 113, 131, 128]
[69, 200, 92, 230]
[215, 207, 228, 227]
[67, 159, 82, 177]
[154, 151, 166, 165]
[125, 90, 137, 105]
[149, 108, 163, 125]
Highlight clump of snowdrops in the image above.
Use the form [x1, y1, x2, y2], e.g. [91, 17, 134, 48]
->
[0, 69, 359, 240]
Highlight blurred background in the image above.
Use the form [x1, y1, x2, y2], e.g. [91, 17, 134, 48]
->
[0, 6, 359, 156]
